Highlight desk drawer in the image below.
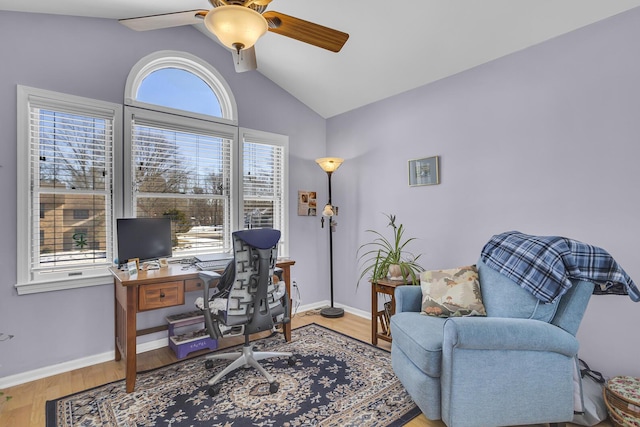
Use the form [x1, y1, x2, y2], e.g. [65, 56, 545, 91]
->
[185, 278, 205, 293]
[139, 281, 184, 311]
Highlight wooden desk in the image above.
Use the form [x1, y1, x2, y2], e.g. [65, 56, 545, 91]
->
[111, 259, 295, 393]
[371, 278, 410, 345]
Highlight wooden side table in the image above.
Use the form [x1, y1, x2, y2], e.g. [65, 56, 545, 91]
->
[371, 278, 411, 345]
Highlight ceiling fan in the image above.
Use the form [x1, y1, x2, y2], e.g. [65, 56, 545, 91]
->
[119, 0, 349, 72]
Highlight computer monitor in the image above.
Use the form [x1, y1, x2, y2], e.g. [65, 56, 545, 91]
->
[116, 218, 172, 267]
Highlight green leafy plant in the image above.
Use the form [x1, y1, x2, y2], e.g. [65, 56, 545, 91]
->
[357, 213, 423, 286]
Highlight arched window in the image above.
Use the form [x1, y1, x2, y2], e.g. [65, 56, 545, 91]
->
[124, 50, 237, 124]
[137, 68, 222, 117]
[123, 50, 288, 261]
[124, 51, 239, 256]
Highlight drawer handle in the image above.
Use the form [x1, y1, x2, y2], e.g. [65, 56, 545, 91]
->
[160, 292, 165, 298]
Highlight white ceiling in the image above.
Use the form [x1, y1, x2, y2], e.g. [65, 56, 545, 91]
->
[3, 0, 640, 118]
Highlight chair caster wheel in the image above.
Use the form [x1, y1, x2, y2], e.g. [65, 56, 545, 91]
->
[205, 360, 214, 369]
[208, 384, 222, 396]
[288, 356, 297, 366]
[269, 381, 279, 393]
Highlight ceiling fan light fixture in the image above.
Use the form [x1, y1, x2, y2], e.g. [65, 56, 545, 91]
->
[204, 5, 268, 52]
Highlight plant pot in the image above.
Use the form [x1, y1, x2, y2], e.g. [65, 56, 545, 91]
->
[388, 264, 403, 280]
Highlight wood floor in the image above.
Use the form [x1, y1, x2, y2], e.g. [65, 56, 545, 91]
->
[0, 310, 611, 427]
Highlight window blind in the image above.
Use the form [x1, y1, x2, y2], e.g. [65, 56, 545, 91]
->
[243, 141, 284, 230]
[29, 107, 114, 274]
[129, 112, 235, 256]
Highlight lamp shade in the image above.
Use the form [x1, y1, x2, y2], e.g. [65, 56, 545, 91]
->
[315, 157, 344, 173]
[204, 5, 268, 51]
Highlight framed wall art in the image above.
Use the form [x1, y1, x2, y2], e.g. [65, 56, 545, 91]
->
[298, 190, 317, 216]
[408, 156, 440, 186]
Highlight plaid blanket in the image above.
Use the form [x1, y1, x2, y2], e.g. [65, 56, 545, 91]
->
[480, 231, 639, 303]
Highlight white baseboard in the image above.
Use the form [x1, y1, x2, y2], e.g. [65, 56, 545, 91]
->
[0, 303, 367, 389]
[0, 338, 170, 389]
[137, 337, 169, 354]
[294, 300, 370, 320]
[0, 351, 114, 389]
[342, 304, 371, 320]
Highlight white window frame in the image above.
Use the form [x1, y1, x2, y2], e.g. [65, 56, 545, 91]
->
[15, 52, 289, 294]
[16, 86, 123, 295]
[123, 105, 240, 254]
[240, 128, 289, 257]
[124, 50, 238, 126]
[123, 51, 242, 258]
[123, 51, 289, 258]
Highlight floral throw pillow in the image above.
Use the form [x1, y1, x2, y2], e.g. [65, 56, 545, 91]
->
[420, 265, 487, 318]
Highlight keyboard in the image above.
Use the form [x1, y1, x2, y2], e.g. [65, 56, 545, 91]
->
[194, 260, 230, 271]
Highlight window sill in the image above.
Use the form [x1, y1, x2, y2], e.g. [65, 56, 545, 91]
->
[15, 274, 113, 295]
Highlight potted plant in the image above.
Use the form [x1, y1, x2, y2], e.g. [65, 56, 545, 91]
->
[357, 213, 423, 285]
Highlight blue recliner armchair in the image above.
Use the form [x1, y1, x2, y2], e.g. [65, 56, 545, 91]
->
[390, 259, 594, 427]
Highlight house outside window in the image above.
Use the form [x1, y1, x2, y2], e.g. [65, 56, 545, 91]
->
[73, 209, 90, 220]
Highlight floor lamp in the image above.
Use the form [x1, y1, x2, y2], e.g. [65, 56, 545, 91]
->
[316, 157, 344, 318]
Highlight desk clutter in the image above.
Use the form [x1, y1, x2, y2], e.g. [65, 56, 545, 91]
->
[167, 311, 217, 359]
[604, 376, 640, 427]
[193, 253, 234, 271]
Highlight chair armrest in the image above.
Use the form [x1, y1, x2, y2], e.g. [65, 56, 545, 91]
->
[443, 317, 579, 357]
[394, 285, 422, 313]
[199, 270, 221, 282]
[198, 271, 223, 339]
[441, 317, 579, 426]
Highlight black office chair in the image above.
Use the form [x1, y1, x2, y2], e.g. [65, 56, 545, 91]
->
[198, 228, 295, 396]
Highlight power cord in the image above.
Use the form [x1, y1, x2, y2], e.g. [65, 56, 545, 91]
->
[291, 280, 301, 318]
[300, 308, 322, 317]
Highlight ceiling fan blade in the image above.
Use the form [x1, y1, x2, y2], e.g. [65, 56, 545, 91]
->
[231, 46, 258, 72]
[262, 11, 349, 53]
[119, 10, 207, 31]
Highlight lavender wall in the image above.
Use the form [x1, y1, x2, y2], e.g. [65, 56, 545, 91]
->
[327, 7, 640, 377]
[0, 11, 331, 378]
[2, 6, 639, 383]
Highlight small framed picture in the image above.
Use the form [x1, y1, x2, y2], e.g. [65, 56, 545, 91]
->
[298, 190, 317, 216]
[408, 156, 440, 186]
[127, 260, 139, 279]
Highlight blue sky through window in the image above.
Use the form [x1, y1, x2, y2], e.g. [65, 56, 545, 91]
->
[137, 68, 222, 117]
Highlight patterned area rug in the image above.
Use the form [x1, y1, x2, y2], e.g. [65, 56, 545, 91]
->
[46, 323, 420, 426]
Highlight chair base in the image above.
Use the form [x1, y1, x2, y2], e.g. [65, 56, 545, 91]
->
[320, 307, 344, 318]
[204, 343, 295, 394]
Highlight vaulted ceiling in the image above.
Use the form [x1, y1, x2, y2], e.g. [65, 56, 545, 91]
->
[3, 0, 640, 118]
